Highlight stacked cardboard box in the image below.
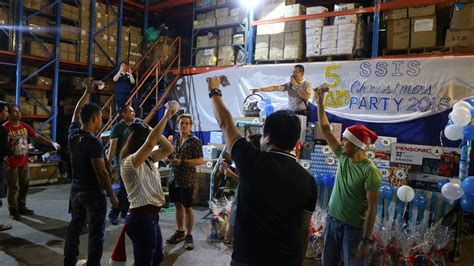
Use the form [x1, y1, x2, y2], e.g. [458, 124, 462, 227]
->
[196, 0, 217, 9]
[151, 36, 177, 67]
[80, 0, 91, 63]
[196, 33, 218, 48]
[27, 41, 54, 57]
[62, 3, 80, 21]
[445, 3, 474, 47]
[0, 6, 8, 25]
[219, 28, 233, 46]
[217, 46, 235, 66]
[26, 17, 50, 37]
[24, 0, 51, 13]
[195, 10, 216, 28]
[305, 6, 328, 57]
[255, 35, 270, 60]
[195, 48, 217, 66]
[409, 5, 436, 48]
[20, 97, 35, 116]
[321, 26, 337, 55]
[60, 24, 80, 41]
[334, 3, 359, 25]
[386, 8, 410, 49]
[283, 4, 305, 59]
[60, 42, 76, 61]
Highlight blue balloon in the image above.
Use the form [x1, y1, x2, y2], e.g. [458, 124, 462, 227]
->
[380, 185, 392, 199]
[464, 98, 474, 106]
[413, 196, 426, 208]
[460, 193, 474, 213]
[447, 120, 454, 126]
[437, 179, 450, 191]
[314, 173, 324, 185]
[264, 105, 275, 115]
[462, 176, 474, 195]
[464, 125, 474, 141]
[262, 98, 272, 105]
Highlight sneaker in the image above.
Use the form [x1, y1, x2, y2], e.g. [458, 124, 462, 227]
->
[184, 235, 194, 250]
[10, 212, 21, 220]
[19, 207, 34, 216]
[166, 230, 185, 244]
[109, 216, 118, 225]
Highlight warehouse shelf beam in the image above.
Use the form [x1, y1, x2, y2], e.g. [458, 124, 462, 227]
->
[371, 0, 380, 58]
[148, 0, 193, 12]
[14, 0, 61, 140]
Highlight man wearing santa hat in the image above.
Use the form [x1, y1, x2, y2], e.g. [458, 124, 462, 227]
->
[315, 86, 381, 266]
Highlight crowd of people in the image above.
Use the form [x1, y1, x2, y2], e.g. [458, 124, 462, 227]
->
[0, 64, 382, 266]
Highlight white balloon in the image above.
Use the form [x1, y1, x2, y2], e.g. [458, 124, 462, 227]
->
[256, 100, 267, 110]
[450, 178, 461, 185]
[397, 185, 415, 203]
[453, 101, 472, 111]
[441, 182, 465, 200]
[444, 124, 464, 141]
[451, 107, 472, 126]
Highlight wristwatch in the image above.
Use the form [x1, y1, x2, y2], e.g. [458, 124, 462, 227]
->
[362, 237, 375, 245]
[209, 88, 222, 98]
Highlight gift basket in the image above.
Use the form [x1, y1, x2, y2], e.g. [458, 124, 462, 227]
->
[207, 197, 233, 242]
[243, 94, 263, 117]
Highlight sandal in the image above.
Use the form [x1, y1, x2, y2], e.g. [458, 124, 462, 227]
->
[0, 224, 12, 231]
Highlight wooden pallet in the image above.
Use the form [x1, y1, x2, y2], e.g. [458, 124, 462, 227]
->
[307, 54, 355, 62]
[255, 58, 303, 65]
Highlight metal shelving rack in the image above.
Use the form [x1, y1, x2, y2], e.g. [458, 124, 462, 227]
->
[0, 0, 151, 141]
[190, 0, 249, 66]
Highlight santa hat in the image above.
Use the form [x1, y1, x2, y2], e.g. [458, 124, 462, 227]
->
[109, 225, 127, 265]
[342, 125, 378, 150]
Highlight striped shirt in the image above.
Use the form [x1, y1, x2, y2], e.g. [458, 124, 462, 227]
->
[121, 155, 165, 209]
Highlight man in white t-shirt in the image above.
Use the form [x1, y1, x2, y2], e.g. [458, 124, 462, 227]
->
[251, 64, 312, 117]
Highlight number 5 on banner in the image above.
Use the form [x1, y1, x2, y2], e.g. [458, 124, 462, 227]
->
[324, 64, 341, 88]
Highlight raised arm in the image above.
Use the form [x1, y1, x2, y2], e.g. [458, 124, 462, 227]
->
[315, 85, 340, 152]
[250, 85, 285, 94]
[208, 76, 241, 152]
[131, 106, 177, 168]
[113, 69, 122, 82]
[72, 79, 94, 123]
[128, 71, 135, 84]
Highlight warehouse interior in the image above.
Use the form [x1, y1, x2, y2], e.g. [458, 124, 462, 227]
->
[0, 0, 474, 265]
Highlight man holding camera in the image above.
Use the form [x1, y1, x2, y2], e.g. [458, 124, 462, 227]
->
[251, 64, 312, 117]
[113, 63, 136, 112]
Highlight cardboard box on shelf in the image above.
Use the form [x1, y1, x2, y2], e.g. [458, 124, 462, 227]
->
[445, 29, 474, 46]
[408, 5, 435, 18]
[284, 21, 303, 32]
[334, 3, 359, 25]
[387, 18, 410, 49]
[306, 19, 325, 28]
[206, 11, 215, 19]
[233, 33, 245, 45]
[337, 39, 354, 49]
[321, 48, 337, 56]
[35, 105, 51, 116]
[217, 46, 235, 66]
[411, 16, 437, 48]
[37, 76, 52, 86]
[322, 32, 337, 42]
[337, 47, 354, 54]
[284, 32, 303, 46]
[306, 35, 322, 44]
[195, 48, 217, 66]
[284, 4, 306, 18]
[284, 46, 303, 59]
[321, 40, 337, 49]
[306, 27, 322, 37]
[255, 47, 269, 60]
[306, 6, 328, 15]
[260, 3, 285, 19]
[384, 9, 407, 20]
[215, 7, 229, 18]
[270, 33, 285, 48]
[323, 25, 338, 35]
[450, 4, 474, 30]
[256, 23, 285, 35]
[0, 7, 7, 25]
[256, 34, 270, 48]
[269, 47, 284, 60]
[306, 48, 321, 57]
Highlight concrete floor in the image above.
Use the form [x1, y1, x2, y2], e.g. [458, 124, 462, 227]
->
[0, 184, 321, 266]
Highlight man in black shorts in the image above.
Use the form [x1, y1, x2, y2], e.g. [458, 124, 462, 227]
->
[166, 113, 203, 250]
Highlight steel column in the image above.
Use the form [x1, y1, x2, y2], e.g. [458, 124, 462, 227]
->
[246, 6, 255, 64]
[371, 0, 380, 58]
[51, 0, 61, 141]
[87, 0, 96, 76]
[14, 0, 23, 106]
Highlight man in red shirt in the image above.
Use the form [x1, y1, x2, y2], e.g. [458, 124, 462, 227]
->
[3, 105, 59, 220]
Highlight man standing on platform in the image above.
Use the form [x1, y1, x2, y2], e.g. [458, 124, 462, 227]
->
[106, 104, 159, 225]
[64, 79, 119, 266]
[315, 85, 381, 266]
[3, 105, 59, 220]
[207, 76, 317, 265]
[166, 113, 203, 250]
[0, 101, 13, 231]
[251, 64, 312, 117]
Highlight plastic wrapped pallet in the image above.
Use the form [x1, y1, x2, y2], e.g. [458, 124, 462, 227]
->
[269, 33, 284, 60]
[255, 48, 269, 60]
[284, 4, 305, 18]
[337, 23, 356, 54]
[217, 46, 235, 66]
[196, 48, 217, 66]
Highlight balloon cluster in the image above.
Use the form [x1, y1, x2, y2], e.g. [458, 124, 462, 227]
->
[460, 176, 474, 213]
[444, 99, 474, 141]
[256, 98, 276, 118]
[314, 173, 335, 187]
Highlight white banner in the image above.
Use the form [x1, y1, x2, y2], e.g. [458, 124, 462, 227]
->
[174, 56, 474, 132]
